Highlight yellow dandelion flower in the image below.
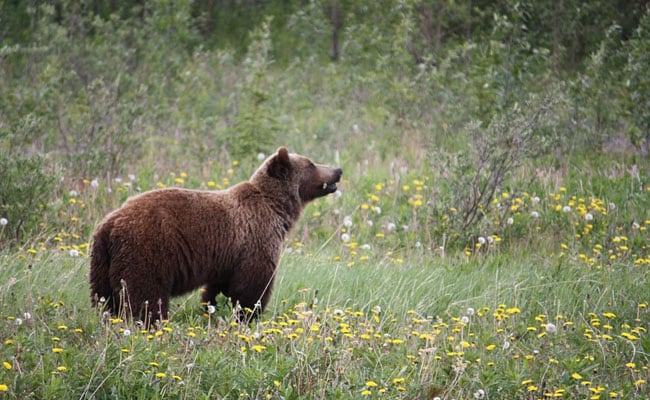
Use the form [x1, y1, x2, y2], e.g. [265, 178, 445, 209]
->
[251, 345, 267, 353]
[571, 372, 582, 380]
[366, 381, 378, 387]
[52, 348, 63, 353]
[0, 384, 8, 391]
[57, 366, 67, 372]
[3, 362, 11, 370]
[361, 389, 372, 396]
[155, 372, 166, 379]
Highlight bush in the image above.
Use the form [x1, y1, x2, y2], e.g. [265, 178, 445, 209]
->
[0, 144, 56, 248]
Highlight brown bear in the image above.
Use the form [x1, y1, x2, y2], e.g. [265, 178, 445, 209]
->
[89, 147, 342, 322]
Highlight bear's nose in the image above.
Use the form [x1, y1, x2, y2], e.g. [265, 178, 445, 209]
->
[334, 168, 343, 181]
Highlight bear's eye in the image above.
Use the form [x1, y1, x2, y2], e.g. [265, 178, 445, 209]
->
[308, 162, 316, 170]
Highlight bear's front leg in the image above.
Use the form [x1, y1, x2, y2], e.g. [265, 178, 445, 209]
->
[225, 263, 276, 323]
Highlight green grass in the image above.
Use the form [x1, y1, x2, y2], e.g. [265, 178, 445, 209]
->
[0, 163, 648, 399]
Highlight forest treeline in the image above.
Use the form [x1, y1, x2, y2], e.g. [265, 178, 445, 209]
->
[0, 0, 649, 243]
[1, 0, 647, 69]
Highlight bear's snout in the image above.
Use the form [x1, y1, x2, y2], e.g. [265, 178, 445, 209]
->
[322, 167, 342, 193]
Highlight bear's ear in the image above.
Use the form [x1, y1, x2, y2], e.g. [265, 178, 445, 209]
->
[268, 146, 292, 179]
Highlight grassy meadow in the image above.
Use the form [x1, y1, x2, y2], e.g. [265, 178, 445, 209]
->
[0, 155, 648, 399]
[1, 2, 650, 399]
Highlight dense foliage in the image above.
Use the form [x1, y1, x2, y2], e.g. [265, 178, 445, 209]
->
[1, 0, 648, 246]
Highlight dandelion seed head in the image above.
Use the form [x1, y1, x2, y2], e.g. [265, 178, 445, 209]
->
[563, 206, 571, 213]
[507, 217, 514, 225]
[532, 196, 540, 203]
[257, 152, 266, 160]
[343, 216, 353, 227]
[545, 323, 557, 333]
[15, 318, 22, 326]
[91, 178, 99, 188]
[531, 211, 540, 218]
[461, 316, 470, 324]
[585, 213, 593, 221]
[206, 305, 216, 314]
[374, 206, 381, 214]
[68, 190, 78, 197]
[0, 218, 7, 226]
[123, 329, 131, 337]
[473, 389, 486, 399]
[69, 249, 79, 257]
[478, 236, 486, 245]
[341, 233, 350, 242]
[467, 307, 475, 316]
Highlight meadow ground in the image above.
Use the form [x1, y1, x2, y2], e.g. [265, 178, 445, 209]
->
[0, 158, 648, 400]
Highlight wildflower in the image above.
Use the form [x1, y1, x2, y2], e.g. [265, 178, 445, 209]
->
[477, 236, 486, 245]
[52, 348, 63, 353]
[361, 390, 372, 396]
[23, 312, 31, 320]
[545, 323, 557, 333]
[585, 213, 594, 221]
[0, 384, 8, 391]
[366, 381, 378, 387]
[251, 345, 266, 353]
[502, 340, 510, 350]
[3, 362, 11, 370]
[57, 366, 67, 372]
[341, 233, 350, 242]
[69, 249, 79, 257]
[155, 372, 166, 379]
[207, 305, 216, 314]
[91, 178, 99, 188]
[531, 211, 540, 218]
[563, 206, 571, 213]
[460, 316, 470, 324]
[257, 153, 266, 160]
[123, 329, 131, 337]
[386, 222, 396, 231]
[571, 372, 582, 380]
[467, 307, 475, 316]
[507, 217, 514, 225]
[473, 389, 486, 399]
[15, 318, 22, 326]
[0, 218, 7, 226]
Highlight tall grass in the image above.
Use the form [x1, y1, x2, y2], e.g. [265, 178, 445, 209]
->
[0, 158, 648, 399]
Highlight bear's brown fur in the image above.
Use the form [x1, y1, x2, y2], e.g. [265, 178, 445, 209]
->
[89, 147, 342, 322]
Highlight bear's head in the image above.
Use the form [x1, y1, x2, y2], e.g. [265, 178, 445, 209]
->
[253, 147, 343, 205]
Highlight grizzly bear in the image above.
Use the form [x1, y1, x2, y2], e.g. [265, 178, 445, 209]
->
[90, 147, 342, 322]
